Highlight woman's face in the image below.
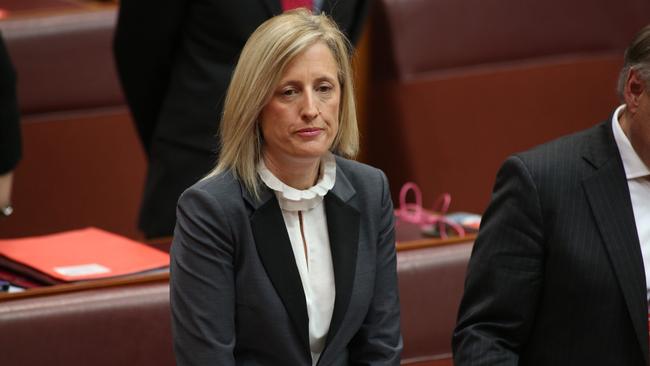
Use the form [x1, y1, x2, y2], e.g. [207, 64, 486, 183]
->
[259, 42, 340, 165]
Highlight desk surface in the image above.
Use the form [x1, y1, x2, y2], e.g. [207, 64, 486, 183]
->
[0, 230, 476, 302]
[0, 271, 170, 302]
[395, 219, 476, 250]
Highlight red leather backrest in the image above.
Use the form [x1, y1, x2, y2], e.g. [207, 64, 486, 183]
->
[367, 0, 650, 214]
[398, 242, 473, 364]
[379, 0, 650, 80]
[1, 7, 123, 114]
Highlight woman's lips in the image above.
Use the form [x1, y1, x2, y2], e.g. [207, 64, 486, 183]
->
[296, 128, 322, 137]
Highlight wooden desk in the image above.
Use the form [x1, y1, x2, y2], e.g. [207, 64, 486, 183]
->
[0, 222, 476, 301]
[0, 271, 169, 302]
[396, 219, 477, 250]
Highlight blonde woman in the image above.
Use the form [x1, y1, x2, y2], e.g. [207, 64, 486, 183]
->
[170, 10, 402, 366]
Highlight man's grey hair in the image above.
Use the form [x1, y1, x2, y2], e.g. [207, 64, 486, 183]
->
[617, 24, 650, 99]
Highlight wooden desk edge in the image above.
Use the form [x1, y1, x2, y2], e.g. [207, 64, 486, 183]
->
[0, 271, 169, 302]
[396, 233, 476, 251]
[0, 234, 475, 301]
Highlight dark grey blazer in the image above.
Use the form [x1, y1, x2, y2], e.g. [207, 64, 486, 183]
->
[170, 156, 402, 365]
[453, 120, 647, 365]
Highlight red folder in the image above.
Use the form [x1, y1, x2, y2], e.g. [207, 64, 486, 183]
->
[0, 228, 169, 284]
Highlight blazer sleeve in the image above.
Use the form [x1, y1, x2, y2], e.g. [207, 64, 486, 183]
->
[170, 187, 237, 366]
[452, 155, 545, 365]
[348, 170, 403, 365]
[112, 0, 187, 153]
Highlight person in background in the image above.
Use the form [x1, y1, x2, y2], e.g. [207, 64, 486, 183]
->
[113, 0, 369, 238]
[453, 24, 650, 365]
[170, 10, 401, 365]
[0, 32, 21, 219]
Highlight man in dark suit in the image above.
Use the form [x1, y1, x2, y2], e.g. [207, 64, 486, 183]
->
[0, 32, 21, 219]
[453, 25, 650, 365]
[113, 0, 369, 238]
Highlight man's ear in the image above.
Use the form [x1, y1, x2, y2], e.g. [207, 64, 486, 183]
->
[624, 68, 646, 113]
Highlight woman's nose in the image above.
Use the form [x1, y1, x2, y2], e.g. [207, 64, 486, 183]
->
[301, 91, 319, 120]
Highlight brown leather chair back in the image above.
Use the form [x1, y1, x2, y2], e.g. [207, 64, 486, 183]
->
[398, 242, 472, 365]
[367, 0, 650, 214]
[0, 5, 145, 239]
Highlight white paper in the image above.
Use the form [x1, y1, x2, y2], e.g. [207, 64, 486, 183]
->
[53, 263, 110, 277]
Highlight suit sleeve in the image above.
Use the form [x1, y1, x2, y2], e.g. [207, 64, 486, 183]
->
[322, 0, 369, 46]
[349, 170, 403, 365]
[452, 155, 545, 365]
[112, 0, 187, 153]
[170, 187, 236, 366]
[343, 0, 370, 46]
[0, 33, 21, 174]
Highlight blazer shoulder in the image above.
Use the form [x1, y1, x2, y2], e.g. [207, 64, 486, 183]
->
[333, 156, 390, 210]
[179, 170, 245, 210]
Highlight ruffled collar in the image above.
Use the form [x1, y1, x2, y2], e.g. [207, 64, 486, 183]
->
[258, 152, 336, 211]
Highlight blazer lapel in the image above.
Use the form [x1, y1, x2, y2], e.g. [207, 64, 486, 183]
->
[582, 122, 648, 364]
[246, 161, 361, 358]
[323, 164, 360, 346]
[248, 189, 311, 354]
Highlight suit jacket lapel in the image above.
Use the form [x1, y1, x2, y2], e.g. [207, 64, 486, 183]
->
[323, 163, 360, 347]
[582, 122, 648, 364]
[248, 188, 311, 354]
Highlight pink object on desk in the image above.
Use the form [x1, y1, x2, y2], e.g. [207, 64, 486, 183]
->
[394, 182, 465, 239]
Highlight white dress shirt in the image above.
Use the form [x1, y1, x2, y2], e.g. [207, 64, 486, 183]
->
[258, 152, 336, 365]
[612, 105, 650, 299]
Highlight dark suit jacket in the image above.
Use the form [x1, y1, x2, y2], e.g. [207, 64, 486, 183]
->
[0, 32, 21, 174]
[113, 0, 369, 238]
[453, 120, 648, 365]
[170, 156, 402, 365]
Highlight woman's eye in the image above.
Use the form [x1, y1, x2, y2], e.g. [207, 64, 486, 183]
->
[317, 84, 333, 93]
[282, 89, 297, 97]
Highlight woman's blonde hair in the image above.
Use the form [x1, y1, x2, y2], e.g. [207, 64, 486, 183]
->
[208, 9, 358, 197]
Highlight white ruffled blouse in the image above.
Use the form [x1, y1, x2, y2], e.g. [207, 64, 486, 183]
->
[257, 152, 336, 366]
